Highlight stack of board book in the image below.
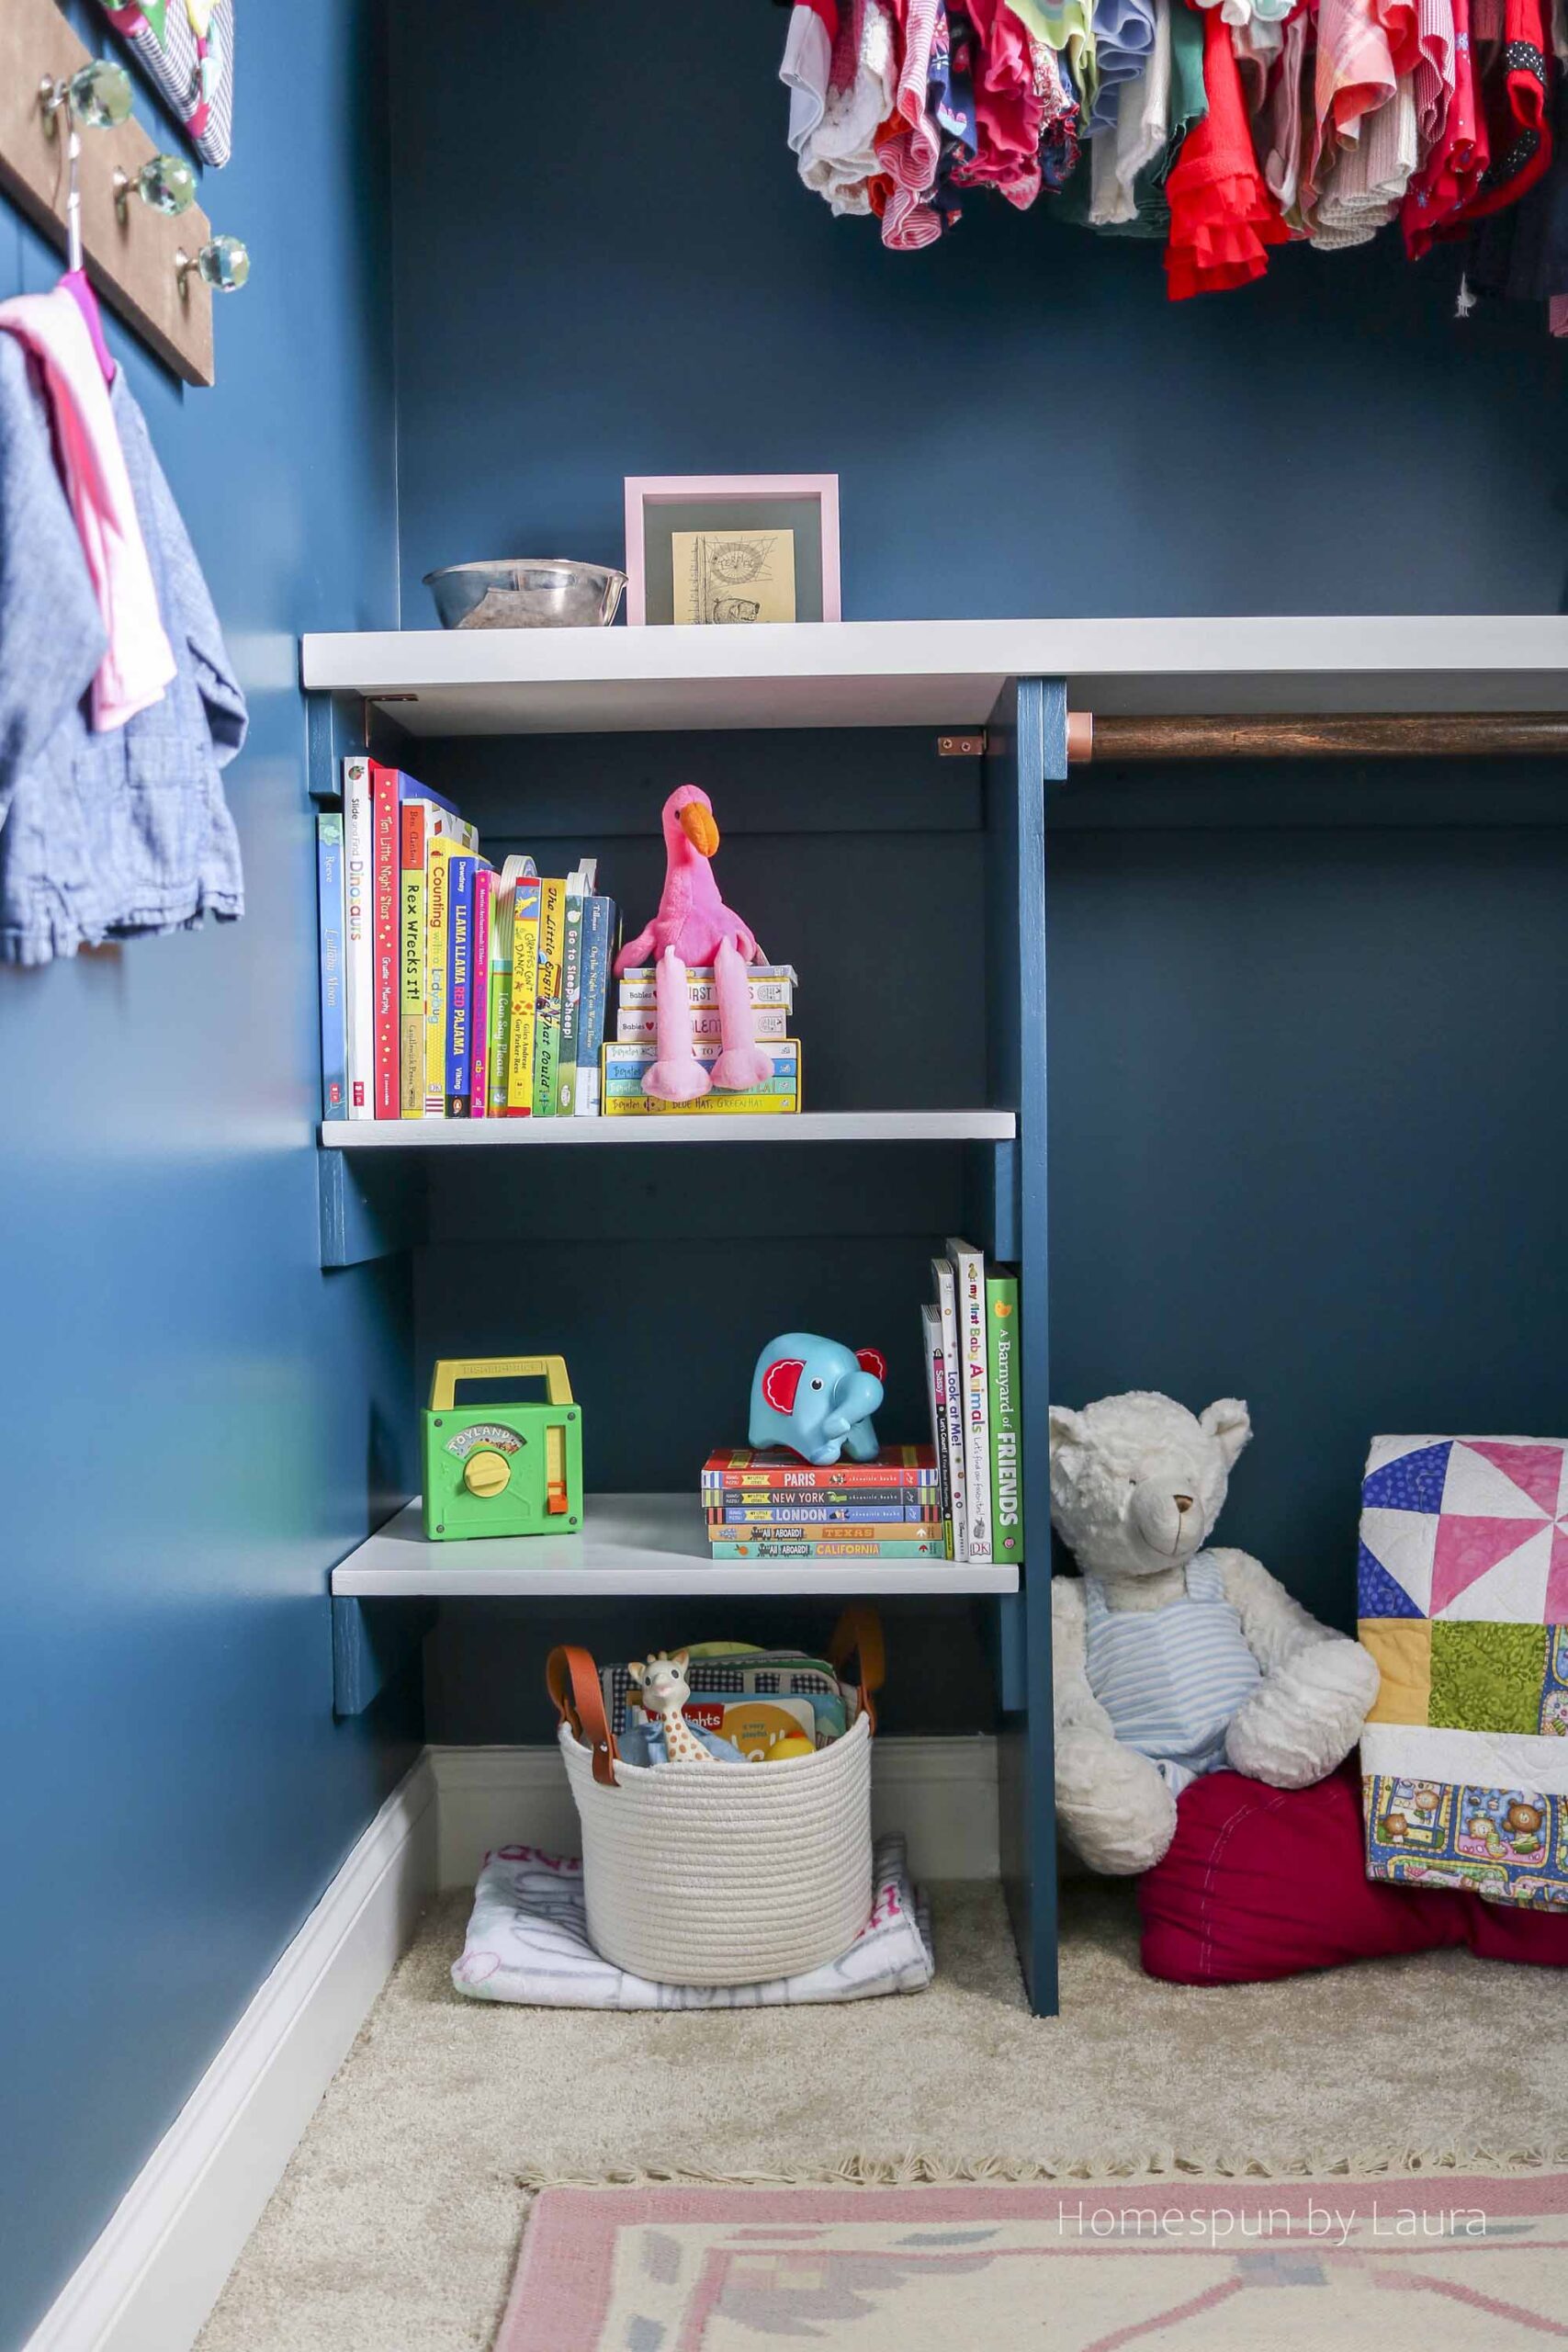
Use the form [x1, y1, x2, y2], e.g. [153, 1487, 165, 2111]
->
[702, 1448, 943, 1558]
[920, 1240, 1024, 1566]
[603, 964, 801, 1114]
[317, 757, 619, 1121]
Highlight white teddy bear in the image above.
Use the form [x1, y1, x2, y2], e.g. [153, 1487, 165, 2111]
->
[1049, 1391, 1380, 1876]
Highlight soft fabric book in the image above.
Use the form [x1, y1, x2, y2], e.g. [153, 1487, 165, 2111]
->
[316, 811, 346, 1119]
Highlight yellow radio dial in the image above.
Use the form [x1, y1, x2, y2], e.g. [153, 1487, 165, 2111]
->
[463, 1448, 512, 1499]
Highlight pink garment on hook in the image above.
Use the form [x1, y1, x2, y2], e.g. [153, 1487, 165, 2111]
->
[0, 288, 173, 730]
[61, 269, 116, 385]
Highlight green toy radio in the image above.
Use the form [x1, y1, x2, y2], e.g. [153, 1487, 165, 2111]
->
[422, 1356, 583, 1541]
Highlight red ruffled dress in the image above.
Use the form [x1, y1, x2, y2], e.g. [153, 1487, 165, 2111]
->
[1166, 2, 1292, 298]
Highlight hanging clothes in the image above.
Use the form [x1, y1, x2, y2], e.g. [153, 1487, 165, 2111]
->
[1165, 1, 1290, 292]
[798, 0, 898, 215]
[879, 0, 950, 244]
[1464, 71, 1568, 293]
[1089, 0, 1158, 133]
[0, 321, 246, 965]
[781, 2, 839, 159]
[1088, 0, 1174, 225]
[0, 290, 174, 731]
[1445, 0, 1553, 224]
[1403, 0, 1490, 247]
[950, 0, 1044, 205]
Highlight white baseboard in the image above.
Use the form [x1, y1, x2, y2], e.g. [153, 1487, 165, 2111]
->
[27, 1734, 998, 2351]
[25, 1757, 438, 2352]
[429, 1735, 1000, 1888]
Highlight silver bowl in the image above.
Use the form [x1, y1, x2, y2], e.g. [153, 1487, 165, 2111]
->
[423, 558, 626, 631]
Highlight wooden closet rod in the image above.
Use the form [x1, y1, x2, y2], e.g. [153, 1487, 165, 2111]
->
[1065, 712, 1568, 763]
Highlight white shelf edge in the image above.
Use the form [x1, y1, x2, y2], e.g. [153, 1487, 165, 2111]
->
[331, 1496, 1020, 1599]
[299, 616, 1568, 735]
[319, 1110, 1016, 1147]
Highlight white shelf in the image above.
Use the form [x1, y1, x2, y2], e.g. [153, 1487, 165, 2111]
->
[332, 1495, 1019, 1598]
[319, 1109, 1015, 1148]
[299, 616, 1568, 737]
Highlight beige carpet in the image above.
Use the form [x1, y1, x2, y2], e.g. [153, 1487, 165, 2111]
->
[196, 1879, 1567, 2352]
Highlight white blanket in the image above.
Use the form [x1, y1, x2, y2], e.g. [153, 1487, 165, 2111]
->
[452, 1832, 934, 2009]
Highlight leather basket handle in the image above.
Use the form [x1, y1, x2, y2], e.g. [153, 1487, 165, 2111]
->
[547, 1645, 617, 1787]
[828, 1606, 885, 1735]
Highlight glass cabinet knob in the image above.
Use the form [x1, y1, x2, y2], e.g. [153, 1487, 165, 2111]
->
[66, 59, 132, 129]
[176, 234, 251, 294]
[135, 153, 198, 217]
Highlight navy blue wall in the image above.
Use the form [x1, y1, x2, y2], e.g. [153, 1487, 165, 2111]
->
[0, 8, 417, 2343]
[389, 0, 1568, 1738]
[390, 0, 1568, 620]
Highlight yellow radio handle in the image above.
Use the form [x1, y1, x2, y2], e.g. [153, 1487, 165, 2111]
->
[428, 1355, 574, 1410]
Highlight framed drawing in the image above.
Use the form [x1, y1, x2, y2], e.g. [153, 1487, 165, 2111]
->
[624, 475, 840, 627]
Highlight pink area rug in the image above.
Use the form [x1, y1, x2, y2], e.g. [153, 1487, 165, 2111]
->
[497, 2177, 1568, 2349]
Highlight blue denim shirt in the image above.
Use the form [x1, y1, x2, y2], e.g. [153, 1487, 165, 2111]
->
[0, 334, 246, 965]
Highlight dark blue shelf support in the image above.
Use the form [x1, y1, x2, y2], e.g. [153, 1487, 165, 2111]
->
[318, 1152, 428, 1269]
[333, 1594, 436, 1716]
[987, 675, 1062, 2018]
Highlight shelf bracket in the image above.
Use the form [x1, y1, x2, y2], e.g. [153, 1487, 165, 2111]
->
[318, 1152, 429, 1269]
[333, 1594, 436, 1717]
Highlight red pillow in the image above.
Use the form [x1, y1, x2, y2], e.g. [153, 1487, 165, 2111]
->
[1139, 1761, 1568, 1985]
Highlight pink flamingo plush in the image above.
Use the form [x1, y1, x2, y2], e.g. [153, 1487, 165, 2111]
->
[614, 785, 775, 1102]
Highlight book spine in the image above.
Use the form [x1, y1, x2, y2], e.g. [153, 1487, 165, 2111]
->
[948, 1239, 993, 1563]
[616, 974, 795, 1010]
[615, 1004, 790, 1043]
[713, 1502, 930, 1524]
[316, 812, 346, 1119]
[707, 1539, 945, 1559]
[557, 871, 586, 1114]
[370, 763, 400, 1118]
[469, 865, 493, 1117]
[700, 1481, 940, 1501]
[445, 854, 475, 1116]
[487, 872, 513, 1117]
[399, 804, 427, 1118]
[711, 1522, 942, 1543]
[920, 1306, 954, 1558]
[423, 839, 456, 1116]
[576, 895, 615, 1116]
[532, 876, 565, 1117]
[603, 1042, 800, 1079]
[704, 1461, 936, 1491]
[987, 1268, 1024, 1564]
[341, 756, 373, 1117]
[602, 1091, 797, 1117]
[505, 870, 541, 1114]
[931, 1258, 969, 1559]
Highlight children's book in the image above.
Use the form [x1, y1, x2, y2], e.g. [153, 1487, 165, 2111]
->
[702, 1447, 937, 1489]
[616, 964, 796, 1010]
[946, 1238, 993, 1564]
[532, 875, 566, 1117]
[341, 755, 373, 1118]
[469, 865, 493, 1116]
[602, 1041, 800, 1114]
[445, 853, 475, 1116]
[399, 791, 477, 1119]
[556, 860, 596, 1114]
[707, 1538, 946, 1559]
[931, 1257, 969, 1561]
[575, 891, 616, 1115]
[369, 763, 402, 1118]
[423, 836, 462, 1117]
[316, 812, 346, 1119]
[615, 1004, 790, 1043]
[486, 865, 513, 1116]
[986, 1265, 1023, 1565]
[504, 858, 541, 1114]
[920, 1304, 954, 1558]
[709, 1501, 932, 1524]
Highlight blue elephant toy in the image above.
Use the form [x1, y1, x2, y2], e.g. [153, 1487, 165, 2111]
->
[748, 1333, 886, 1465]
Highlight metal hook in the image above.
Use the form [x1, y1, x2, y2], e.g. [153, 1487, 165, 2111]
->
[174, 235, 251, 297]
[38, 62, 133, 277]
[112, 156, 197, 220]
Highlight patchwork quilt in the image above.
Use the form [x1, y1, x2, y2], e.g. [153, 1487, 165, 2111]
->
[1358, 1434, 1568, 1910]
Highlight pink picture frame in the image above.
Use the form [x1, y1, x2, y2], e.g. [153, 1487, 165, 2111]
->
[623, 474, 841, 626]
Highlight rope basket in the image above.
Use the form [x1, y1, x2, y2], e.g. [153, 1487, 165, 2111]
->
[547, 1611, 882, 1986]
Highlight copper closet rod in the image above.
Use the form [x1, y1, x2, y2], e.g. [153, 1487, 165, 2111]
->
[1065, 712, 1568, 763]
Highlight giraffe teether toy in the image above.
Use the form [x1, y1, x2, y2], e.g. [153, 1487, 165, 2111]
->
[627, 1650, 713, 1764]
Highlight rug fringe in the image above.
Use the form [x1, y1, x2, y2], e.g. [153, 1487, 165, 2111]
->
[516, 2144, 1568, 2191]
